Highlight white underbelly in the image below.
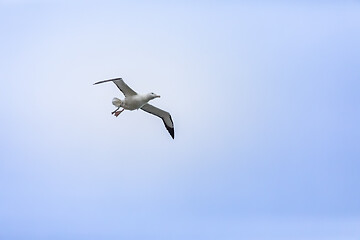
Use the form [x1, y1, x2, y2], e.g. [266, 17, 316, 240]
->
[123, 96, 147, 110]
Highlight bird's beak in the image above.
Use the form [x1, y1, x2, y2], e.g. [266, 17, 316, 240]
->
[157, 95, 161, 98]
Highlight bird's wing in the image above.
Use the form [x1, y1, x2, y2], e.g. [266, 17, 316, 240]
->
[141, 104, 174, 139]
[93, 78, 137, 97]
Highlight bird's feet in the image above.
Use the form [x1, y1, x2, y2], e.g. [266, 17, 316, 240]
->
[111, 108, 119, 115]
[113, 109, 124, 117]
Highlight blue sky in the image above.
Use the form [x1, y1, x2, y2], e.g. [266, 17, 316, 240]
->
[1, 1, 360, 239]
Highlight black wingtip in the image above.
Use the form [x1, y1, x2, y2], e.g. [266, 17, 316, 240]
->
[168, 127, 175, 139]
[93, 78, 123, 85]
[169, 128, 175, 139]
[162, 119, 174, 139]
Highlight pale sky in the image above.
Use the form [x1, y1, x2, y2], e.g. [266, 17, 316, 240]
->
[1, 1, 360, 239]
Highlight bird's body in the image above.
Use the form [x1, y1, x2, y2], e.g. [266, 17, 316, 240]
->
[94, 78, 175, 139]
[115, 94, 154, 110]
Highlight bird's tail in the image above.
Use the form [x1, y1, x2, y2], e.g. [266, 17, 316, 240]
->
[112, 97, 122, 107]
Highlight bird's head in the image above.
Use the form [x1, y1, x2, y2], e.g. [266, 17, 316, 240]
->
[147, 92, 161, 100]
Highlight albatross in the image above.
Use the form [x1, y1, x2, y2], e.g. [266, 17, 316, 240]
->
[94, 78, 174, 139]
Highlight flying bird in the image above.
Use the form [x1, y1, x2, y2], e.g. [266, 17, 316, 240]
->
[93, 78, 174, 139]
